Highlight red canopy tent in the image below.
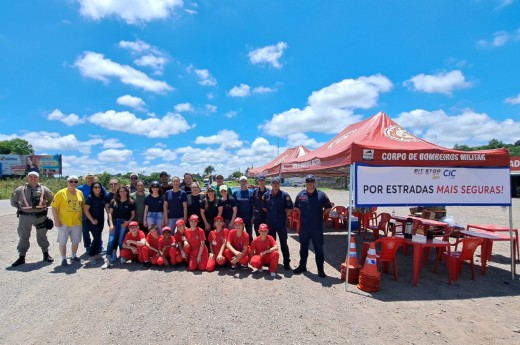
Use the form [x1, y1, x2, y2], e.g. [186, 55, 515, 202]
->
[281, 112, 509, 176]
[248, 145, 311, 177]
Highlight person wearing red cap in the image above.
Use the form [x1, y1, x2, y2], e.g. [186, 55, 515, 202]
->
[206, 216, 229, 272]
[185, 214, 208, 271]
[119, 221, 145, 263]
[224, 217, 251, 270]
[173, 219, 190, 264]
[157, 226, 177, 266]
[249, 223, 279, 277]
[139, 224, 161, 267]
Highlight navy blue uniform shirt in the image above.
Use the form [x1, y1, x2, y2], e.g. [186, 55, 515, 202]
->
[263, 189, 293, 224]
[294, 189, 332, 230]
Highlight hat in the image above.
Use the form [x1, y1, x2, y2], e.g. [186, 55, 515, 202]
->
[219, 185, 227, 192]
[258, 223, 269, 232]
[130, 172, 138, 178]
[214, 215, 224, 221]
[129, 221, 139, 227]
[271, 177, 281, 183]
[84, 172, 95, 177]
[216, 174, 224, 179]
[233, 217, 244, 225]
[257, 175, 265, 181]
[305, 174, 316, 182]
[239, 176, 247, 181]
[160, 171, 169, 177]
[189, 214, 199, 221]
[175, 219, 185, 226]
[67, 175, 78, 182]
[162, 226, 172, 233]
[206, 186, 215, 192]
[150, 180, 160, 187]
[27, 171, 39, 177]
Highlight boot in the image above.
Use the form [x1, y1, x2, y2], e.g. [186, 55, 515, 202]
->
[12, 256, 26, 267]
[43, 252, 54, 263]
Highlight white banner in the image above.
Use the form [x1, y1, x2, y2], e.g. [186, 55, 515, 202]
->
[355, 165, 511, 206]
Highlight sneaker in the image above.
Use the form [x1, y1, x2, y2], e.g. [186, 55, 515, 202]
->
[61, 259, 69, 267]
[120, 258, 127, 264]
[101, 261, 113, 269]
[318, 270, 327, 278]
[11, 256, 25, 267]
[230, 265, 236, 271]
[270, 272, 276, 277]
[284, 263, 292, 271]
[293, 266, 307, 274]
[71, 256, 81, 262]
[43, 252, 54, 263]
[257, 267, 264, 273]
[240, 263, 248, 269]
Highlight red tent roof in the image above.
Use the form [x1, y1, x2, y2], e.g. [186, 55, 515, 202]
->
[281, 112, 509, 176]
[248, 145, 311, 177]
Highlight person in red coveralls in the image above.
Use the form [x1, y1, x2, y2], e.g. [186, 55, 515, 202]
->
[224, 217, 251, 270]
[140, 224, 161, 267]
[185, 214, 208, 271]
[157, 226, 177, 266]
[173, 219, 190, 265]
[206, 216, 229, 272]
[120, 221, 145, 263]
[250, 223, 279, 277]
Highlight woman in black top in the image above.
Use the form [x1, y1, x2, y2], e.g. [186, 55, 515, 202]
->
[83, 181, 107, 264]
[187, 182, 205, 228]
[201, 186, 223, 233]
[219, 186, 237, 229]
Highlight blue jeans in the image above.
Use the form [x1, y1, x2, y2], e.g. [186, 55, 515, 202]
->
[107, 218, 127, 259]
[147, 212, 163, 233]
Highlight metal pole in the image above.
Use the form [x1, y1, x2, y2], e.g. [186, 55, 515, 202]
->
[345, 163, 355, 291]
[509, 206, 516, 280]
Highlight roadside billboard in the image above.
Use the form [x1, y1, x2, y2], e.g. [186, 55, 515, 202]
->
[0, 154, 62, 176]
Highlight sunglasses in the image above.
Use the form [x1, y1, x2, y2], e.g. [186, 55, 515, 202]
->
[130, 177, 138, 180]
[216, 177, 223, 180]
[93, 186, 101, 189]
[68, 180, 79, 183]
[109, 183, 118, 186]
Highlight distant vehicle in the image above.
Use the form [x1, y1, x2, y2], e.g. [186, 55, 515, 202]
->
[292, 181, 304, 187]
[203, 178, 210, 188]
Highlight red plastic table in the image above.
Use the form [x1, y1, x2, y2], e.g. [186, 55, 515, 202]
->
[466, 224, 519, 259]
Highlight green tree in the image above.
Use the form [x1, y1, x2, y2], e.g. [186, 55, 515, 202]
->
[0, 138, 34, 155]
[203, 165, 215, 177]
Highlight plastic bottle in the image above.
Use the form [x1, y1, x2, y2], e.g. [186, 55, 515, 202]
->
[391, 209, 395, 217]
[405, 217, 413, 239]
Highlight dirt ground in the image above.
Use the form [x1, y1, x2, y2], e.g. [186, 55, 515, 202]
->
[1, 189, 519, 345]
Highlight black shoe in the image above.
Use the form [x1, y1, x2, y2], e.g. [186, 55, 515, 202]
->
[284, 263, 292, 271]
[61, 259, 69, 267]
[43, 252, 54, 263]
[293, 266, 307, 274]
[12, 256, 25, 267]
[143, 261, 151, 268]
[318, 270, 327, 278]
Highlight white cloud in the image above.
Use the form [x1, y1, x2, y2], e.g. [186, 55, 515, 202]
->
[195, 130, 243, 149]
[7, 131, 103, 154]
[248, 41, 288, 69]
[286, 133, 323, 149]
[395, 109, 520, 147]
[98, 149, 133, 162]
[477, 27, 520, 48]
[207, 92, 215, 100]
[185, 9, 197, 15]
[205, 104, 217, 113]
[142, 147, 177, 161]
[102, 138, 125, 149]
[88, 110, 193, 138]
[227, 84, 276, 97]
[47, 109, 86, 126]
[225, 110, 238, 118]
[404, 70, 471, 95]
[74, 51, 173, 93]
[78, 0, 184, 25]
[174, 102, 194, 113]
[193, 68, 217, 86]
[116, 95, 146, 111]
[119, 39, 152, 53]
[134, 55, 167, 74]
[261, 74, 392, 137]
[505, 93, 520, 105]
[496, 0, 515, 10]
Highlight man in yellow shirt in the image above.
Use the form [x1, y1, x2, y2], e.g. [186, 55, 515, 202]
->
[51, 175, 84, 267]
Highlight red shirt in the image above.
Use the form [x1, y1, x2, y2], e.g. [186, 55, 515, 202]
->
[124, 230, 145, 248]
[227, 229, 250, 251]
[146, 232, 160, 250]
[208, 228, 229, 254]
[251, 235, 277, 255]
[185, 227, 206, 251]
[174, 229, 187, 244]
[158, 235, 175, 251]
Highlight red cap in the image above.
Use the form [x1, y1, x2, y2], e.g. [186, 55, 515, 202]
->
[189, 214, 199, 221]
[129, 221, 139, 227]
[233, 217, 244, 225]
[162, 226, 172, 233]
[214, 215, 224, 222]
[175, 219, 185, 226]
[258, 223, 269, 232]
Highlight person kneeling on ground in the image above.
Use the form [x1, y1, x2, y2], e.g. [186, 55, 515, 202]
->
[173, 219, 190, 265]
[224, 217, 251, 271]
[157, 226, 177, 266]
[140, 224, 161, 268]
[249, 223, 279, 277]
[186, 214, 208, 271]
[206, 216, 229, 272]
[120, 221, 145, 263]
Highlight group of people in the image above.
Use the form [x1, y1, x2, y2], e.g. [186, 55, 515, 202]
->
[10, 170, 332, 278]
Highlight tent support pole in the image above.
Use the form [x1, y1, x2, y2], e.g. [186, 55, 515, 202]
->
[345, 163, 355, 292]
[509, 206, 516, 280]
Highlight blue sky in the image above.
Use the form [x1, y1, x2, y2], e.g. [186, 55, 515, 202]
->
[1, 0, 519, 177]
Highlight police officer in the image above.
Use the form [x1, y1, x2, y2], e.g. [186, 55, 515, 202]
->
[293, 174, 332, 278]
[10, 171, 54, 267]
[252, 175, 269, 237]
[262, 177, 293, 270]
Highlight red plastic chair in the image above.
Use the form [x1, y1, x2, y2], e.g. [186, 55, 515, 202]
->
[361, 237, 405, 281]
[366, 212, 391, 240]
[434, 237, 483, 281]
[327, 206, 346, 229]
[288, 210, 300, 233]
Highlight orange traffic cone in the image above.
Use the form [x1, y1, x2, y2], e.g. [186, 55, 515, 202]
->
[341, 235, 362, 283]
[357, 242, 381, 292]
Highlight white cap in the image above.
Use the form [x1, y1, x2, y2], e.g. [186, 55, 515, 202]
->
[239, 176, 247, 181]
[67, 175, 79, 182]
[27, 171, 39, 177]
